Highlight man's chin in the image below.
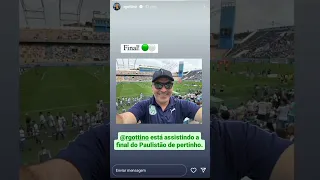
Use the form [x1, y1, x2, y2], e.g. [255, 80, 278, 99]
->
[156, 97, 169, 103]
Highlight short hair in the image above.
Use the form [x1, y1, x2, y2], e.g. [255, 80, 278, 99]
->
[210, 107, 218, 115]
[220, 111, 230, 120]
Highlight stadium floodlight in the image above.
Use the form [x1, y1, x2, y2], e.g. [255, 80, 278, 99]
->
[115, 59, 137, 70]
[59, 0, 84, 26]
[128, 59, 137, 70]
[210, 5, 221, 17]
[116, 59, 125, 69]
[20, 0, 46, 27]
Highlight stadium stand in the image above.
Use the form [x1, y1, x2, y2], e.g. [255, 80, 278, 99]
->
[116, 70, 154, 82]
[20, 28, 109, 41]
[209, 26, 295, 146]
[19, 28, 110, 64]
[20, 45, 109, 64]
[212, 31, 252, 41]
[226, 26, 294, 59]
[124, 76, 152, 82]
[182, 70, 202, 81]
[116, 70, 153, 76]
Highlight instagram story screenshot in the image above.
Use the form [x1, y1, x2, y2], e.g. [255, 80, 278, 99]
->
[110, 0, 210, 178]
[15, 0, 298, 179]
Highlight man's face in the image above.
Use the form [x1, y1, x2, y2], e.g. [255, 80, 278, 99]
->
[152, 77, 173, 104]
[115, 4, 119, 9]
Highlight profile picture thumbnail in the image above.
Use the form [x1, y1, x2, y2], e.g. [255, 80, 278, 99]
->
[113, 3, 121, 11]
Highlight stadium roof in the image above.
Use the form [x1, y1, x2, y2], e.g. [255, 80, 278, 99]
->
[19, 0, 293, 33]
[138, 65, 161, 69]
[116, 59, 202, 72]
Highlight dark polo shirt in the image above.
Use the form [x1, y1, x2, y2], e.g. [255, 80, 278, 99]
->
[128, 96, 201, 124]
[56, 120, 292, 180]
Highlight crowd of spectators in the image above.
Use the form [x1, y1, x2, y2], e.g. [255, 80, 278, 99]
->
[116, 75, 152, 82]
[20, 100, 108, 157]
[116, 70, 180, 82]
[116, 70, 153, 76]
[20, 28, 109, 41]
[182, 70, 202, 81]
[20, 45, 109, 64]
[19, 28, 109, 64]
[116, 69, 203, 83]
[226, 26, 294, 59]
[211, 31, 251, 41]
[211, 85, 295, 142]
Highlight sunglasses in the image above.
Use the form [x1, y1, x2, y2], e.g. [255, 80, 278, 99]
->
[153, 82, 173, 89]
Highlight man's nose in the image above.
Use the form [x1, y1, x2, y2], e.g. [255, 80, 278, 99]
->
[160, 86, 167, 92]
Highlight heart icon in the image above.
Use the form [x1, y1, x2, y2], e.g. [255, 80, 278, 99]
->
[190, 167, 197, 173]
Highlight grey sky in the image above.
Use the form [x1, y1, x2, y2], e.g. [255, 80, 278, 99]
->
[19, 0, 110, 28]
[20, 0, 293, 33]
[116, 59, 202, 72]
[211, 0, 294, 32]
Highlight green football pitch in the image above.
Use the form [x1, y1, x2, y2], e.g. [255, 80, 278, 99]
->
[20, 66, 109, 164]
[116, 81, 202, 98]
[116, 62, 294, 108]
[210, 62, 294, 107]
[20, 62, 294, 164]
[116, 81, 202, 113]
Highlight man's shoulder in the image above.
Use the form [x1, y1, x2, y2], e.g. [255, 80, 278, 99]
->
[224, 119, 291, 140]
[91, 123, 110, 137]
[174, 98, 194, 106]
[57, 123, 109, 157]
[135, 98, 152, 106]
[61, 124, 110, 149]
[211, 120, 287, 144]
[211, 120, 292, 179]
[56, 123, 110, 180]
[174, 98, 186, 103]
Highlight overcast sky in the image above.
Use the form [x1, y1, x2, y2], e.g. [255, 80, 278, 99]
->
[116, 59, 202, 72]
[211, 0, 294, 32]
[19, 0, 110, 28]
[19, 0, 294, 33]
